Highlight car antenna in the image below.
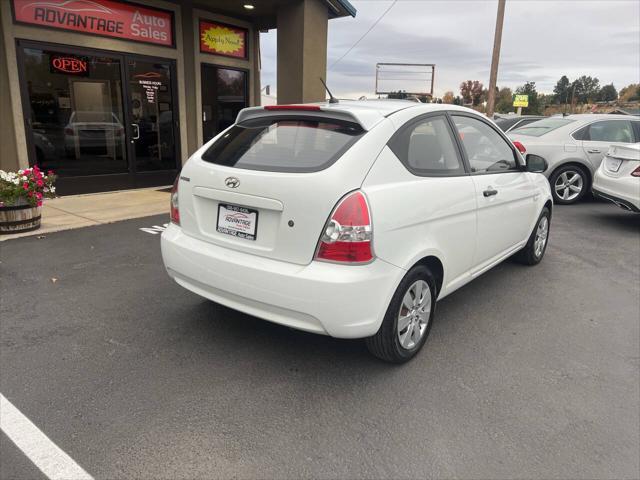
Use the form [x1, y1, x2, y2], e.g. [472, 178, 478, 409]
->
[320, 77, 339, 103]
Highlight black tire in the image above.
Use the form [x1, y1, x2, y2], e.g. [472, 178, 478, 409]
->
[514, 207, 550, 265]
[549, 165, 589, 205]
[366, 265, 436, 363]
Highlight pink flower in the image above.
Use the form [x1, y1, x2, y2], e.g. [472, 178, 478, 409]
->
[28, 191, 33, 197]
[36, 192, 43, 200]
[23, 182, 29, 190]
[37, 179, 44, 187]
[47, 170, 54, 175]
[37, 200, 43, 207]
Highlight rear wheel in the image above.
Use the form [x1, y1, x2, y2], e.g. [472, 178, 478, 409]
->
[550, 165, 588, 204]
[366, 265, 436, 363]
[514, 207, 550, 265]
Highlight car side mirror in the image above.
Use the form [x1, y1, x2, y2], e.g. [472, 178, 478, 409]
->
[526, 154, 548, 173]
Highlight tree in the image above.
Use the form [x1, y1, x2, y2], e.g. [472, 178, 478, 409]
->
[459, 80, 484, 106]
[619, 84, 640, 102]
[570, 76, 600, 104]
[453, 96, 463, 106]
[553, 75, 571, 104]
[494, 87, 513, 113]
[442, 91, 455, 104]
[598, 83, 617, 102]
[515, 81, 540, 114]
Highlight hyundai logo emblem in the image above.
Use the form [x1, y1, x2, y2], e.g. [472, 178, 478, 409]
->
[225, 177, 240, 188]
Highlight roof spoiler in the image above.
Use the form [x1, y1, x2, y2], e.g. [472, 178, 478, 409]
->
[235, 105, 383, 130]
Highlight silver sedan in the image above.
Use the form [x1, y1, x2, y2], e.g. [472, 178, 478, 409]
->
[508, 114, 640, 204]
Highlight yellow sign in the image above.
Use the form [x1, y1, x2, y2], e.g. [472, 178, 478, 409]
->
[199, 21, 246, 58]
[513, 95, 529, 107]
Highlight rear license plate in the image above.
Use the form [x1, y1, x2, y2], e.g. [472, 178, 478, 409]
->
[605, 157, 622, 172]
[217, 203, 258, 240]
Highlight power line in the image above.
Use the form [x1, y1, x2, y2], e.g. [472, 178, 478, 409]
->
[328, 0, 398, 71]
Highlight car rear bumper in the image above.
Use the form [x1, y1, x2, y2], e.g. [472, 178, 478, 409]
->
[161, 224, 405, 338]
[593, 171, 640, 212]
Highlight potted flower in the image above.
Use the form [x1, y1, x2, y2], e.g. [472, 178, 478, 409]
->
[0, 166, 56, 234]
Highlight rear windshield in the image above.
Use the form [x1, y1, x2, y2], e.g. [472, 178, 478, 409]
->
[494, 117, 520, 130]
[201, 116, 365, 172]
[510, 118, 574, 137]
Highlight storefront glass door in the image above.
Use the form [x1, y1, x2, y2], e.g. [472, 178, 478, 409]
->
[126, 59, 177, 173]
[201, 64, 248, 143]
[18, 41, 180, 194]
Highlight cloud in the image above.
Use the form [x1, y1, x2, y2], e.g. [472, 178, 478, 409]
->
[260, 0, 640, 98]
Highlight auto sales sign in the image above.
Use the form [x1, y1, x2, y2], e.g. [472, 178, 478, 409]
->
[12, 0, 174, 47]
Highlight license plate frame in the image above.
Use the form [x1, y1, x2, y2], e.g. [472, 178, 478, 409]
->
[216, 203, 258, 241]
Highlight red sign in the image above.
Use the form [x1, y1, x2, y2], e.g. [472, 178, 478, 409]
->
[12, 0, 173, 47]
[50, 55, 88, 75]
[199, 20, 247, 59]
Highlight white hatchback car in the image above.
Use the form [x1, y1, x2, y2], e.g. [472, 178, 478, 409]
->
[592, 143, 640, 212]
[161, 101, 553, 362]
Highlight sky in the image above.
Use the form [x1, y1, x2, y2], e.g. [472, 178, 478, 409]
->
[259, 0, 640, 99]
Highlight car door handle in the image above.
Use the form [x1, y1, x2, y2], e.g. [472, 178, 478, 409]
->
[587, 149, 601, 154]
[483, 188, 498, 197]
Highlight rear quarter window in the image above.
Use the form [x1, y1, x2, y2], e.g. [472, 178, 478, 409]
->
[201, 116, 365, 173]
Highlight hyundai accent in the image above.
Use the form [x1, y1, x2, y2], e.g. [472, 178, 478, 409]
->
[161, 101, 553, 363]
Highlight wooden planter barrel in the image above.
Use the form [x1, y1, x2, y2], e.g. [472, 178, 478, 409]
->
[0, 204, 42, 234]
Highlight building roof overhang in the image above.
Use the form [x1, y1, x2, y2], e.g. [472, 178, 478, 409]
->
[190, 0, 356, 30]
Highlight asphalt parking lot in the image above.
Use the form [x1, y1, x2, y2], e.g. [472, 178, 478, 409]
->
[1, 200, 639, 479]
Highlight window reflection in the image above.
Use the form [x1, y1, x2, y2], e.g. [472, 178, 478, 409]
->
[23, 47, 127, 176]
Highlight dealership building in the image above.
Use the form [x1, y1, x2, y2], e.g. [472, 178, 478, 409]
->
[0, 0, 356, 194]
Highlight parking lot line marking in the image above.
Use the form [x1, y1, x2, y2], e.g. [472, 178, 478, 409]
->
[0, 393, 94, 480]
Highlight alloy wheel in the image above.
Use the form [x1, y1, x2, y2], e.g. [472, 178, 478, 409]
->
[534, 215, 549, 258]
[397, 280, 431, 349]
[554, 170, 583, 201]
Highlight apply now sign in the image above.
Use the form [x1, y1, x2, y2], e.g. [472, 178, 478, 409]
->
[513, 95, 529, 107]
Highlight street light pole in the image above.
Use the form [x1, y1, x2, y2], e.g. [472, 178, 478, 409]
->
[486, 0, 506, 117]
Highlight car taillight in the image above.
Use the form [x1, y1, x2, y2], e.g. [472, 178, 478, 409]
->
[513, 141, 526, 154]
[631, 166, 640, 177]
[170, 176, 180, 225]
[314, 190, 373, 263]
[64, 127, 75, 136]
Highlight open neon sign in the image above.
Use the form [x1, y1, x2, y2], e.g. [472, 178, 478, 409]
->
[50, 55, 89, 76]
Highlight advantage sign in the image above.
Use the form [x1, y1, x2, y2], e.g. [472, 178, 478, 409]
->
[513, 95, 529, 107]
[12, 0, 174, 47]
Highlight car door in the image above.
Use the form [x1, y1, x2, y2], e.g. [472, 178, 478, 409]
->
[578, 119, 637, 169]
[362, 113, 477, 293]
[450, 113, 539, 271]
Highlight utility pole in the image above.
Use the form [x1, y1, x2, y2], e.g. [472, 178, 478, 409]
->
[486, 0, 506, 117]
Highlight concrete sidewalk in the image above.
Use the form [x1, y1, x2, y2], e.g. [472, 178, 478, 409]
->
[0, 187, 170, 241]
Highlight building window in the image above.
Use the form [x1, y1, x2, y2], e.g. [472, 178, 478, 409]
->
[22, 47, 127, 176]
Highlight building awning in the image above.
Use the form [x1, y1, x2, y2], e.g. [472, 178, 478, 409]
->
[191, 0, 356, 29]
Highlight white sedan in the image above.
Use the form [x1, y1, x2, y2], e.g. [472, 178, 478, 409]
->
[593, 144, 640, 212]
[161, 101, 552, 363]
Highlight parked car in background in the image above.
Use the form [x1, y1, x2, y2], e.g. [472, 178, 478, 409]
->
[162, 101, 553, 363]
[494, 114, 545, 133]
[33, 130, 56, 164]
[64, 111, 125, 157]
[592, 143, 640, 212]
[508, 114, 640, 204]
